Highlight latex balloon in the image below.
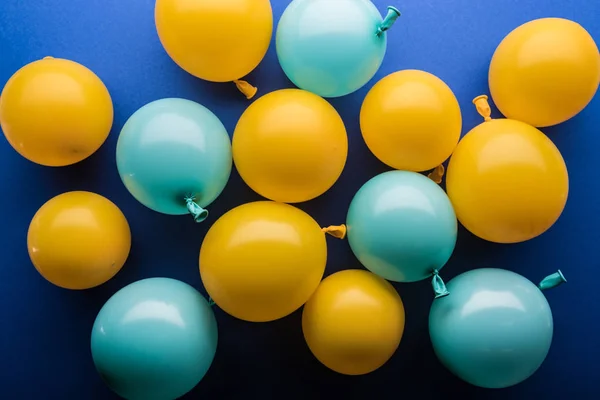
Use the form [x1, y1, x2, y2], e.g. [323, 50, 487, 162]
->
[200, 201, 327, 322]
[27, 191, 130, 290]
[446, 95, 569, 244]
[91, 278, 218, 400]
[0, 57, 113, 166]
[232, 89, 348, 203]
[360, 69, 462, 172]
[302, 269, 405, 375]
[116, 98, 232, 223]
[276, 0, 401, 98]
[429, 268, 566, 388]
[489, 17, 600, 127]
[324, 170, 457, 297]
[155, 0, 273, 99]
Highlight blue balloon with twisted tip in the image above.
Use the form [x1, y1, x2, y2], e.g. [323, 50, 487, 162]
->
[116, 98, 232, 222]
[429, 268, 566, 389]
[91, 278, 218, 400]
[276, 0, 401, 98]
[345, 170, 457, 297]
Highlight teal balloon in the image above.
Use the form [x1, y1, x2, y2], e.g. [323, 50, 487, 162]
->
[276, 0, 400, 98]
[346, 170, 457, 282]
[116, 98, 232, 221]
[429, 268, 559, 388]
[91, 278, 218, 400]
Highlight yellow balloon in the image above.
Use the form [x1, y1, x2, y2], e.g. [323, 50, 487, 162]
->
[302, 269, 405, 375]
[27, 191, 131, 290]
[360, 69, 462, 172]
[154, 0, 273, 99]
[232, 89, 348, 203]
[489, 17, 600, 127]
[446, 96, 569, 244]
[199, 201, 327, 322]
[0, 57, 113, 167]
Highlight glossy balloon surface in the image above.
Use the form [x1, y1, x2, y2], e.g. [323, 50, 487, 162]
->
[0, 57, 113, 166]
[446, 116, 568, 244]
[116, 98, 232, 217]
[489, 17, 600, 127]
[360, 69, 462, 171]
[91, 278, 218, 400]
[302, 269, 405, 375]
[429, 268, 554, 389]
[155, 0, 273, 82]
[200, 201, 327, 322]
[27, 191, 131, 290]
[347, 170, 457, 282]
[276, 0, 391, 98]
[232, 89, 348, 203]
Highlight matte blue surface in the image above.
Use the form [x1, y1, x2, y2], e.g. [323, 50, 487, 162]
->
[91, 278, 218, 400]
[346, 170, 457, 284]
[0, 0, 598, 398]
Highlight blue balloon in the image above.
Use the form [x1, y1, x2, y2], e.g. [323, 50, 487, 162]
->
[429, 268, 566, 389]
[116, 98, 232, 222]
[345, 171, 457, 296]
[276, 0, 401, 98]
[91, 278, 218, 400]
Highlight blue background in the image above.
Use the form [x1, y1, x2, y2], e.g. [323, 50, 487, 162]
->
[0, 0, 598, 398]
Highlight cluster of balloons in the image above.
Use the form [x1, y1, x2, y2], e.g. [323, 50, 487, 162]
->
[1, 0, 598, 397]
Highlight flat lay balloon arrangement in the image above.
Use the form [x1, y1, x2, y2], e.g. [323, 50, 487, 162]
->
[1, 0, 599, 399]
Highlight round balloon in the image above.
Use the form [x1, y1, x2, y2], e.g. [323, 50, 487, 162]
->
[155, 0, 273, 98]
[489, 17, 600, 127]
[200, 201, 327, 322]
[232, 89, 348, 203]
[360, 69, 462, 171]
[302, 269, 405, 375]
[116, 98, 232, 222]
[276, 1, 401, 98]
[0, 57, 113, 166]
[339, 170, 457, 296]
[429, 268, 566, 388]
[446, 95, 569, 244]
[27, 191, 131, 290]
[91, 278, 218, 400]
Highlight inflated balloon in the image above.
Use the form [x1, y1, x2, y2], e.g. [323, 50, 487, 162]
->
[27, 191, 130, 290]
[446, 95, 569, 244]
[91, 278, 218, 400]
[302, 269, 405, 375]
[360, 69, 462, 173]
[200, 201, 327, 322]
[323, 170, 457, 297]
[276, 1, 401, 98]
[0, 57, 113, 166]
[232, 89, 348, 203]
[155, 0, 273, 99]
[429, 268, 566, 388]
[489, 17, 600, 127]
[116, 98, 232, 222]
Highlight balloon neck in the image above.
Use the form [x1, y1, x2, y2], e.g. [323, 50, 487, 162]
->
[208, 297, 216, 307]
[432, 270, 449, 299]
[185, 196, 209, 223]
[538, 270, 567, 291]
[321, 224, 347, 239]
[376, 6, 401, 36]
[427, 164, 445, 184]
[234, 79, 257, 99]
[473, 95, 492, 122]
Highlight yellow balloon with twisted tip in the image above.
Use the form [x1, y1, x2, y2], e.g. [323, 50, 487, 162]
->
[489, 17, 600, 127]
[446, 95, 569, 244]
[154, 0, 273, 99]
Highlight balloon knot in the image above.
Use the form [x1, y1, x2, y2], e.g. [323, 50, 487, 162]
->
[321, 224, 347, 239]
[538, 269, 567, 291]
[432, 269, 449, 299]
[427, 164, 445, 184]
[472, 95, 492, 122]
[185, 195, 209, 223]
[376, 6, 401, 36]
[208, 297, 216, 307]
[234, 79, 257, 99]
